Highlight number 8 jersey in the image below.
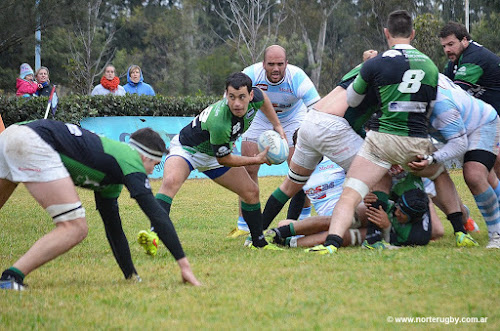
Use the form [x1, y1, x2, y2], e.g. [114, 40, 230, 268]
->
[351, 44, 438, 138]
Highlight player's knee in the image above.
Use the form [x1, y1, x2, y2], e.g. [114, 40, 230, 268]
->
[59, 218, 88, 244]
[47, 202, 88, 244]
[240, 182, 260, 203]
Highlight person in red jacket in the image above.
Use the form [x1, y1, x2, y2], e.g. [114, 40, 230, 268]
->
[16, 63, 41, 97]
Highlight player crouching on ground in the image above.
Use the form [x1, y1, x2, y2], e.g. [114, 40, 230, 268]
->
[0, 120, 200, 290]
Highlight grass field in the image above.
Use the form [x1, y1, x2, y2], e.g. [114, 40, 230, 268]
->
[0, 171, 499, 330]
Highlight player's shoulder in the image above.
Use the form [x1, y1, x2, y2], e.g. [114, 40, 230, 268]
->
[205, 100, 232, 128]
[243, 62, 264, 75]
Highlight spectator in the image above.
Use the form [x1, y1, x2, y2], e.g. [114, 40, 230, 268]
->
[123, 65, 155, 96]
[16, 63, 40, 97]
[91, 64, 126, 96]
[35, 66, 58, 110]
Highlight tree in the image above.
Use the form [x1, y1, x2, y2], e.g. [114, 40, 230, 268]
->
[66, 0, 119, 94]
[213, 0, 287, 65]
[287, 0, 341, 87]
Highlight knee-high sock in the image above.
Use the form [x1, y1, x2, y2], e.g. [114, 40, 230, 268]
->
[156, 193, 173, 215]
[241, 201, 267, 247]
[287, 189, 306, 220]
[262, 188, 291, 230]
[474, 187, 500, 237]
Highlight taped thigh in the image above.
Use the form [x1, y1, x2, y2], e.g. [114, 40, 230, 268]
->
[344, 177, 370, 199]
[46, 202, 85, 223]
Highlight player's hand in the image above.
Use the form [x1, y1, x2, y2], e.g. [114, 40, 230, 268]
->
[363, 192, 378, 206]
[407, 155, 430, 171]
[363, 49, 378, 62]
[181, 269, 202, 286]
[366, 205, 390, 229]
[273, 125, 286, 140]
[256, 146, 271, 165]
[177, 257, 202, 286]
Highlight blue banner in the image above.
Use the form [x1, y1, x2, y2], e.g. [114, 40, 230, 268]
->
[80, 116, 288, 179]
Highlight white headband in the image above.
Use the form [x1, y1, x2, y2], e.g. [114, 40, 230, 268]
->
[129, 138, 164, 162]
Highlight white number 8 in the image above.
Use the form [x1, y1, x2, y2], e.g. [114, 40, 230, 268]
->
[398, 69, 425, 93]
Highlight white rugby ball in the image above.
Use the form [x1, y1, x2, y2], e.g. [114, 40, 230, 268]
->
[257, 130, 289, 165]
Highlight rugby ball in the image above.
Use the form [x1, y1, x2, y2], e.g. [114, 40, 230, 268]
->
[257, 130, 289, 165]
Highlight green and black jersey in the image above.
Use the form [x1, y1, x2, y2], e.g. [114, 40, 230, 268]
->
[443, 41, 500, 114]
[25, 119, 149, 199]
[179, 87, 265, 158]
[23, 119, 187, 270]
[338, 64, 379, 138]
[351, 45, 438, 138]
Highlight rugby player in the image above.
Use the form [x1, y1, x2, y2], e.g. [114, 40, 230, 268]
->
[0, 120, 200, 290]
[228, 45, 321, 238]
[140, 72, 285, 251]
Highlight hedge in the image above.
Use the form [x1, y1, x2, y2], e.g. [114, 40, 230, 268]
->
[0, 94, 220, 127]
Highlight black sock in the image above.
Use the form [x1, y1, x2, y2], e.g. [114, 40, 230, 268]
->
[324, 234, 343, 248]
[156, 193, 172, 215]
[276, 224, 293, 239]
[366, 221, 382, 244]
[1, 268, 25, 284]
[262, 188, 291, 230]
[287, 190, 306, 220]
[448, 212, 465, 233]
[241, 202, 267, 247]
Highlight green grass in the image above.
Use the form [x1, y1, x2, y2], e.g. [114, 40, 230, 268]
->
[1, 171, 499, 330]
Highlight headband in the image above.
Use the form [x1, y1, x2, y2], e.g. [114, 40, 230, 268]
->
[129, 138, 164, 162]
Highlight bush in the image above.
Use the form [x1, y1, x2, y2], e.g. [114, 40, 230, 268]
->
[0, 94, 219, 126]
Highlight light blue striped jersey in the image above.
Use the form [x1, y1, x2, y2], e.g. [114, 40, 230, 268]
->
[302, 158, 345, 217]
[430, 74, 497, 142]
[243, 62, 320, 121]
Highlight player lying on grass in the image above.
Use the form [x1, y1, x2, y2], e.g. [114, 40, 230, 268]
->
[267, 172, 440, 249]
[0, 120, 200, 290]
[137, 72, 286, 252]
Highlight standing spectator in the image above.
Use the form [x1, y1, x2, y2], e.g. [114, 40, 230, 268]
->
[35, 66, 58, 110]
[16, 63, 40, 97]
[123, 65, 156, 96]
[91, 64, 126, 96]
[35, 66, 56, 96]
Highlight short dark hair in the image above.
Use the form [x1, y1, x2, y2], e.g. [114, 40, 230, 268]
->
[130, 127, 168, 155]
[386, 10, 413, 38]
[225, 72, 253, 93]
[438, 21, 471, 41]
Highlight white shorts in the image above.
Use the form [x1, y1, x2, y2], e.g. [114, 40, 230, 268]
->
[358, 131, 435, 170]
[0, 125, 69, 182]
[168, 135, 224, 172]
[242, 110, 305, 147]
[292, 109, 364, 171]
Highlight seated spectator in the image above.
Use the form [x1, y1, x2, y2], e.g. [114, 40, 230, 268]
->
[91, 64, 126, 96]
[16, 63, 40, 97]
[35, 66, 58, 109]
[123, 65, 155, 96]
